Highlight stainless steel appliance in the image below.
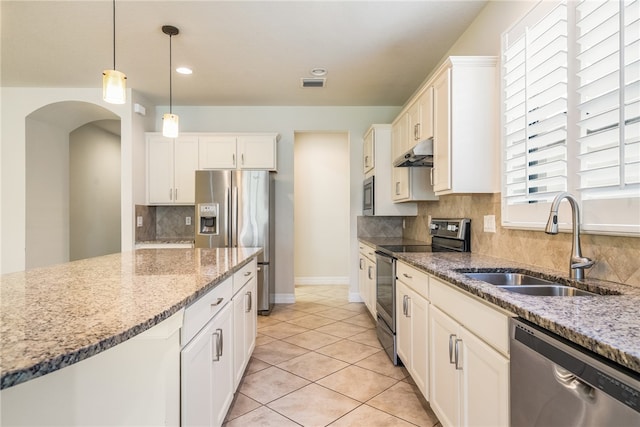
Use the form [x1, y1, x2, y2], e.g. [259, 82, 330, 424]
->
[375, 218, 471, 365]
[510, 318, 640, 426]
[195, 170, 275, 314]
[363, 176, 374, 216]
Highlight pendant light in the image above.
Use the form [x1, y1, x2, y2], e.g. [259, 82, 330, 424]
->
[162, 25, 180, 138]
[103, 0, 126, 104]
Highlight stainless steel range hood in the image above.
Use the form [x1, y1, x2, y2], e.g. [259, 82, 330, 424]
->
[393, 138, 434, 167]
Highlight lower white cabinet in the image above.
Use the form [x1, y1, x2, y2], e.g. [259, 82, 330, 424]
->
[233, 262, 258, 390]
[181, 301, 234, 427]
[429, 278, 510, 427]
[358, 243, 377, 318]
[396, 279, 429, 398]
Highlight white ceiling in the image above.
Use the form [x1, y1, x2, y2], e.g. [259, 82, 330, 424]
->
[1, 0, 488, 107]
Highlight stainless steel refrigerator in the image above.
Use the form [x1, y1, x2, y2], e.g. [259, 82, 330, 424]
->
[194, 170, 275, 313]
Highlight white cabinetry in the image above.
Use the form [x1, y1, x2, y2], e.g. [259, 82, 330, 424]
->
[358, 242, 377, 318]
[147, 134, 199, 205]
[431, 57, 498, 195]
[364, 125, 428, 215]
[199, 134, 277, 171]
[395, 262, 429, 398]
[363, 128, 375, 176]
[389, 120, 438, 204]
[232, 259, 257, 390]
[407, 87, 434, 147]
[181, 277, 234, 427]
[429, 277, 510, 427]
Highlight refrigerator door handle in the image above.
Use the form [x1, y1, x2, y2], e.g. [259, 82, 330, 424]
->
[231, 185, 238, 247]
[225, 187, 231, 247]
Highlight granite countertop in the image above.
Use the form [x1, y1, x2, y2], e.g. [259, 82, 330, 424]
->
[0, 247, 261, 390]
[359, 238, 640, 374]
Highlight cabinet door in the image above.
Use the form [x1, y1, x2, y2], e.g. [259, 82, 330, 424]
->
[211, 303, 234, 427]
[147, 135, 174, 204]
[396, 280, 411, 366]
[433, 68, 452, 193]
[173, 136, 199, 204]
[392, 167, 410, 201]
[363, 129, 374, 175]
[200, 136, 237, 169]
[392, 113, 409, 160]
[358, 251, 367, 303]
[460, 328, 509, 427]
[364, 257, 376, 318]
[245, 276, 257, 359]
[233, 289, 246, 390]
[410, 289, 429, 399]
[430, 306, 460, 427]
[182, 303, 233, 427]
[238, 135, 276, 170]
[418, 87, 434, 141]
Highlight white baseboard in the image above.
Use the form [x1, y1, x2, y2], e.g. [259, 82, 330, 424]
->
[294, 276, 349, 286]
[348, 292, 364, 303]
[274, 293, 295, 304]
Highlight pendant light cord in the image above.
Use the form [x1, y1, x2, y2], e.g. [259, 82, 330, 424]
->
[169, 33, 173, 114]
[112, 0, 116, 69]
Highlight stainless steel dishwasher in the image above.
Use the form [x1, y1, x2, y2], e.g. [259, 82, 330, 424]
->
[510, 318, 640, 426]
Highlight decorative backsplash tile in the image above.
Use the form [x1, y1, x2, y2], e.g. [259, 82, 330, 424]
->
[403, 193, 640, 287]
[357, 216, 404, 238]
[135, 205, 195, 242]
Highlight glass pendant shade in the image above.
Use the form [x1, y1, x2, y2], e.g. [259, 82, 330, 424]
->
[162, 113, 179, 138]
[103, 69, 127, 104]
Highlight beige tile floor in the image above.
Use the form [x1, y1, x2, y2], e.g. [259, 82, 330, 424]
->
[223, 285, 441, 427]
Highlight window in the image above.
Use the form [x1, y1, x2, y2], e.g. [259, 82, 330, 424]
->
[501, 0, 640, 235]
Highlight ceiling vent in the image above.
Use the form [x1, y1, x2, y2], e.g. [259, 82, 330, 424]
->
[301, 78, 326, 88]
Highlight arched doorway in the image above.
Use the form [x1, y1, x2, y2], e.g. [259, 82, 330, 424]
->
[25, 101, 121, 268]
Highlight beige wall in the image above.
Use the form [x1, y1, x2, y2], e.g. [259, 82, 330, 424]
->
[69, 122, 121, 261]
[294, 132, 350, 284]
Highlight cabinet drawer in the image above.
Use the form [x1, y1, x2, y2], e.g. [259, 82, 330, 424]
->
[182, 277, 233, 346]
[396, 261, 429, 300]
[430, 277, 510, 356]
[233, 258, 257, 295]
[359, 243, 376, 262]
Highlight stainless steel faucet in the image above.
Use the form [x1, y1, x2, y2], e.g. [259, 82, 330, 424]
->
[545, 192, 594, 280]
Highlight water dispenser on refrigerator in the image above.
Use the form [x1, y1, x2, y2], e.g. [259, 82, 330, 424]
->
[198, 203, 219, 235]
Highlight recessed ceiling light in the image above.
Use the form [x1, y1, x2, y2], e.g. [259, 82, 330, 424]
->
[176, 67, 193, 75]
[310, 67, 327, 77]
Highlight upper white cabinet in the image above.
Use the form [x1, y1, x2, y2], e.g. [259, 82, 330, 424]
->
[363, 128, 375, 176]
[363, 125, 420, 215]
[391, 113, 409, 161]
[431, 57, 498, 195]
[200, 134, 278, 171]
[147, 134, 199, 205]
[408, 87, 434, 147]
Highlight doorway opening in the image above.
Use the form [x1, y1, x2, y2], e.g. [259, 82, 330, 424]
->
[293, 131, 350, 287]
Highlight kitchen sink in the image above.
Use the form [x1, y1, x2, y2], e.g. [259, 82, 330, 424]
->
[499, 285, 596, 296]
[464, 272, 553, 286]
[463, 272, 598, 296]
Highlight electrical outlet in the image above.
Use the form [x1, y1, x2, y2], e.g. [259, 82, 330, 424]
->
[483, 215, 496, 233]
[185, 216, 191, 226]
[136, 216, 143, 227]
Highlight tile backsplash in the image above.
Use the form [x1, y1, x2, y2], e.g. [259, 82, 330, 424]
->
[135, 205, 195, 242]
[402, 193, 640, 287]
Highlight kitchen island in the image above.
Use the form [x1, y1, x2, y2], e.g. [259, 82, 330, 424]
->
[1, 247, 261, 425]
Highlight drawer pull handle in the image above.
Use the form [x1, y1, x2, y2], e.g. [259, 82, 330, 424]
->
[246, 291, 252, 312]
[454, 338, 463, 370]
[448, 334, 457, 364]
[210, 297, 224, 307]
[403, 273, 412, 279]
[244, 271, 252, 277]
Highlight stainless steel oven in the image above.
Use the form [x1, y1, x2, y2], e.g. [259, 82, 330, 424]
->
[375, 218, 471, 365]
[363, 176, 374, 216]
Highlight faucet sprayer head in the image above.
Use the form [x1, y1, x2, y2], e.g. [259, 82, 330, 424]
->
[545, 211, 559, 234]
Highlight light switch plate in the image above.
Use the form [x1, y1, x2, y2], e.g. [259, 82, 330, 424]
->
[483, 215, 496, 233]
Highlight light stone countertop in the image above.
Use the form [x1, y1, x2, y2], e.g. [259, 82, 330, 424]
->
[0, 247, 261, 390]
[360, 237, 640, 374]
